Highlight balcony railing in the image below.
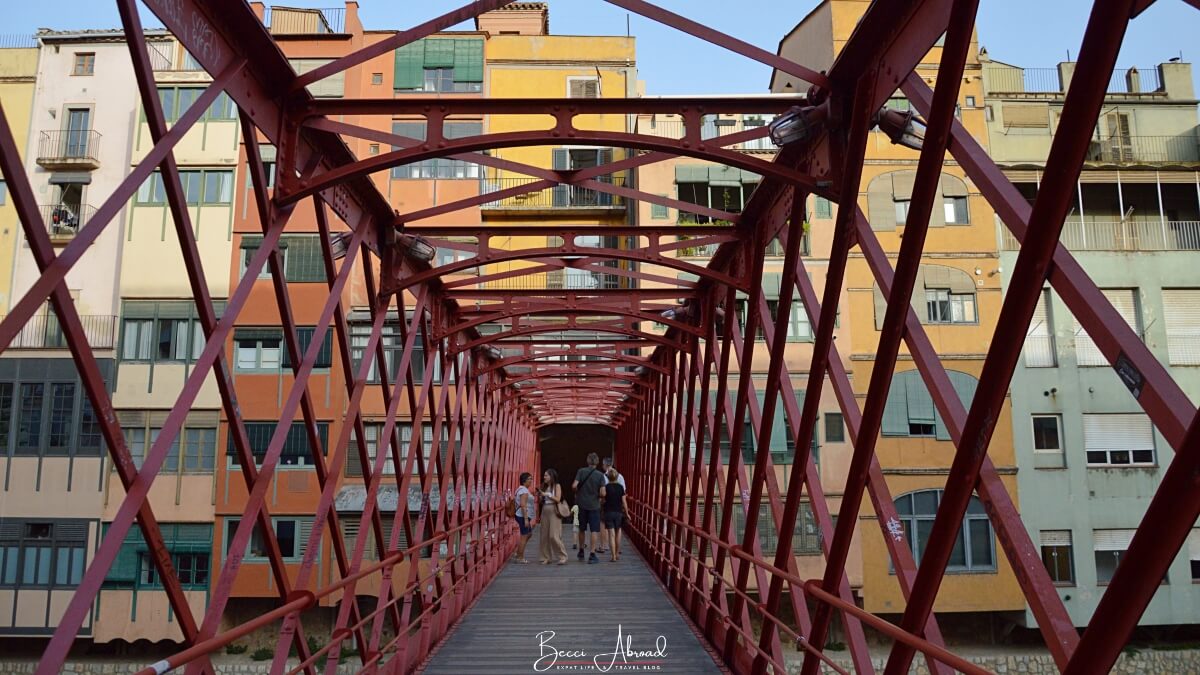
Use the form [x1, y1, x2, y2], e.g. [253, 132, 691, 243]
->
[36, 130, 101, 168]
[147, 42, 205, 72]
[3, 313, 116, 349]
[1001, 219, 1200, 252]
[481, 177, 627, 210]
[984, 65, 1163, 94]
[676, 234, 809, 258]
[479, 272, 625, 291]
[264, 7, 346, 35]
[42, 204, 96, 239]
[636, 119, 776, 151]
[1086, 135, 1200, 164]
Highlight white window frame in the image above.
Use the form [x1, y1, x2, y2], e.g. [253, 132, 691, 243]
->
[1031, 414, 1064, 454]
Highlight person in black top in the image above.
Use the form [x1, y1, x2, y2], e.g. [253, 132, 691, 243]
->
[601, 468, 628, 562]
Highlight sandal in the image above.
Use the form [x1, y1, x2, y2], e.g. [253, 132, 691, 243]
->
[515, 559, 529, 564]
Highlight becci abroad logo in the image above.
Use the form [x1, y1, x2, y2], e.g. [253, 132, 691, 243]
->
[534, 624, 668, 672]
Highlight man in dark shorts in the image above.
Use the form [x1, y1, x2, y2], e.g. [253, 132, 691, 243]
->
[573, 452, 606, 564]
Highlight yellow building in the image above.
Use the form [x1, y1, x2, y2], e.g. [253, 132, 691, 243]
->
[476, 3, 636, 290]
[775, 1, 1024, 623]
[0, 43, 38, 313]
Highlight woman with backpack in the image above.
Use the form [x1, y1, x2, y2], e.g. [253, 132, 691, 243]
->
[512, 472, 536, 563]
[538, 469, 568, 565]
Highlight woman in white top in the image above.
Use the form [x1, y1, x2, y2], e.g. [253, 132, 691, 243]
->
[514, 472, 536, 563]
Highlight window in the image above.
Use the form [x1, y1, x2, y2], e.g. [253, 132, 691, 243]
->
[339, 515, 406, 560]
[227, 421, 329, 467]
[0, 369, 105, 458]
[824, 413, 845, 443]
[1032, 415, 1063, 453]
[568, 77, 600, 98]
[985, 105, 995, 122]
[894, 198, 911, 225]
[345, 422, 396, 476]
[814, 196, 832, 219]
[0, 179, 6, 206]
[1094, 529, 1135, 583]
[1076, 289, 1139, 366]
[1040, 530, 1074, 585]
[155, 86, 205, 122]
[206, 92, 236, 120]
[1083, 414, 1154, 466]
[390, 121, 484, 179]
[234, 328, 282, 371]
[881, 369, 978, 439]
[675, 165, 759, 223]
[1188, 530, 1200, 582]
[965, 95, 976, 107]
[925, 288, 977, 324]
[103, 523, 211, 590]
[224, 517, 312, 561]
[943, 196, 969, 224]
[136, 169, 232, 205]
[781, 300, 812, 341]
[119, 411, 216, 474]
[393, 39, 483, 93]
[1163, 290, 1200, 365]
[288, 58, 345, 98]
[281, 326, 334, 370]
[650, 199, 669, 220]
[371, 73, 383, 85]
[350, 320, 403, 383]
[120, 300, 213, 364]
[731, 502, 821, 555]
[1024, 290, 1056, 367]
[369, 144, 380, 156]
[717, 419, 755, 464]
[238, 235, 326, 282]
[893, 490, 995, 572]
[0, 520, 87, 589]
[72, 52, 95, 76]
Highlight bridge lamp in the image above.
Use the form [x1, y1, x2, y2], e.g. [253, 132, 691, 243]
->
[875, 108, 927, 151]
[328, 231, 353, 260]
[768, 105, 827, 148]
[398, 233, 437, 262]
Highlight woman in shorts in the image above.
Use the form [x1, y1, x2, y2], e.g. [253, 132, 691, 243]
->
[601, 468, 627, 562]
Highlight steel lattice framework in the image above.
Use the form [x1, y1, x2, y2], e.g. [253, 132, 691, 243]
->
[3, 0, 1199, 673]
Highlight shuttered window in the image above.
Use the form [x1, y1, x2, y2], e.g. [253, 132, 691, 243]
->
[345, 422, 400, 477]
[0, 520, 88, 589]
[339, 515, 408, 560]
[1163, 289, 1200, 365]
[394, 39, 483, 92]
[881, 369, 978, 439]
[568, 77, 600, 98]
[281, 326, 333, 369]
[1040, 530, 1074, 585]
[1083, 414, 1154, 466]
[224, 517, 313, 561]
[288, 58, 344, 98]
[1002, 104, 1050, 128]
[228, 421, 329, 467]
[1188, 529, 1200, 581]
[1093, 529, 1136, 583]
[1076, 289, 1139, 366]
[103, 523, 212, 590]
[283, 235, 326, 282]
[1024, 290, 1057, 367]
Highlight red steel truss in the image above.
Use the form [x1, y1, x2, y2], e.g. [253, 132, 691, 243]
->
[1, 0, 1196, 673]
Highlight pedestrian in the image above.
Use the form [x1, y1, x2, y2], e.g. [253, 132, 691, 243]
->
[539, 469, 568, 565]
[572, 452, 607, 564]
[603, 457, 626, 489]
[513, 472, 536, 563]
[596, 457, 624, 553]
[602, 468, 627, 561]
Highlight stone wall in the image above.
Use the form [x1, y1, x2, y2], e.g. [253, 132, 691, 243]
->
[793, 648, 1200, 674]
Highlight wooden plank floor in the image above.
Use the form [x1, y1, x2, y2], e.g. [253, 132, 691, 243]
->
[419, 523, 725, 674]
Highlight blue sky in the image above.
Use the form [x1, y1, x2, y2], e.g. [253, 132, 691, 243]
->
[5, 1, 1198, 95]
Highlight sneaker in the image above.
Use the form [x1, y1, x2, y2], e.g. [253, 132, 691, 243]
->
[578, 549, 585, 561]
[588, 553, 599, 564]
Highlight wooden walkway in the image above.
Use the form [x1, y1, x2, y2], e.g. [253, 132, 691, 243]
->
[419, 523, 726, 674]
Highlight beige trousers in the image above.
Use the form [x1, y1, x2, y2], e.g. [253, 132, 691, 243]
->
[539, 509, 568, 563]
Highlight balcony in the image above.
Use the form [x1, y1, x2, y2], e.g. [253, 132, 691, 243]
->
[984, 64, 1164, 94]
[481, 177, 627, 212]
[42, 204, 96, 241]
[1086, 135, 1200, 164]
[3, 313, 116, 350]
[36, 130, 101, 170]
[264, 7, 346, 35]
[1001, 219, 1200, 252]
[676, 234, 808, 259]
[636, 118, 776, 152]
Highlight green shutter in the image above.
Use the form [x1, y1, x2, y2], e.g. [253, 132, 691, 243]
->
[284, 235, 325, 282]
[675, 165, 709, 183]
[904, 371, 936, 425]
[881, 378, 910, 436]
[815, 196, 832, 219]
[424, 39, 455, 68]
[394, 41, 425, 90]
[453, 39, 484, 83]
[651, 198, 669, 220]
[709, 165, 741, 187]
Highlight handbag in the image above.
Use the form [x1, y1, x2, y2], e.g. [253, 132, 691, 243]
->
[556, 495, 571, 519]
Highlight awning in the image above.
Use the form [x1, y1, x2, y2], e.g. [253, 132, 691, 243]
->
[49, 172, 92, 185]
